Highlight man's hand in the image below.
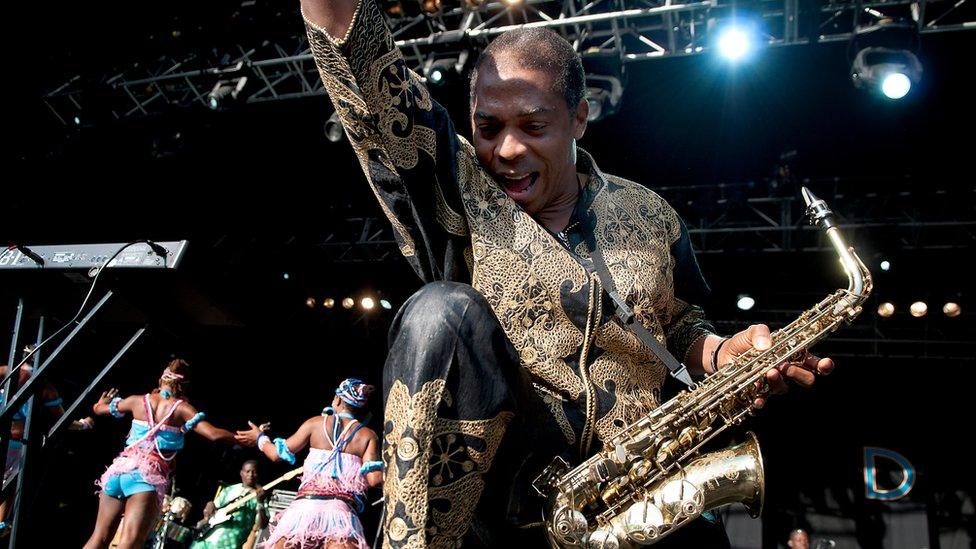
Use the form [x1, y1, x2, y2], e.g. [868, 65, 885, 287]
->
[203, 501, 216, 520]
[717, 324, 835, 408]
[68, 417, 95, 431]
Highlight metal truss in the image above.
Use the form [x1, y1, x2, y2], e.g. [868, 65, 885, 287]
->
[318, 217, 399, 264]
[43, 0, 975, 126]
[315, 179, 976, 262]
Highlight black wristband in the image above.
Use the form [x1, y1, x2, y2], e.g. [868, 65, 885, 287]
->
[711, 337, 730, 373]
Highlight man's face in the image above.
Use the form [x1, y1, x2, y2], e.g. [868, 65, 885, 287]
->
[240, 462, 258, 487]
[471, 52, 587, 216]
[789, 531, 810, 549]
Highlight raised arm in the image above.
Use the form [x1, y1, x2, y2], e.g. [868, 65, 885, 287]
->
[300, 0, 357, 40]
[299, 0, 473, 282]
[91, 389, 138, 418]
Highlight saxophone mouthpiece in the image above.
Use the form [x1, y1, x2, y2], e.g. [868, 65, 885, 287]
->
[801, 187, 834, 229]
[800, 187, 817, 207]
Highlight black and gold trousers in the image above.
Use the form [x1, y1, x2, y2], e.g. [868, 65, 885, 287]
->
[379, 282, 731, 549]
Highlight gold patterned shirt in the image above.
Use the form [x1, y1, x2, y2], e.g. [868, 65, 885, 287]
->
[304, 0, 715, 454]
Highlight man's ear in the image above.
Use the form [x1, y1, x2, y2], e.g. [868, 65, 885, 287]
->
[574, 98, 588, 140]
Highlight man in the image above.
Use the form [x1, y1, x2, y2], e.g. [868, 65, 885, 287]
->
[191, 460, 268, 549]
[788, 528, 811, 549]
[299, 1, 834, 546]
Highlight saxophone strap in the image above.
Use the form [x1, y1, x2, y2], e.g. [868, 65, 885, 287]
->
[584, 224, 694, 388]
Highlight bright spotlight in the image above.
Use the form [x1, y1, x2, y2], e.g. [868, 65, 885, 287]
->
[881, 72, 912, 99]
[877, 302, 895, 318]
[282, 272, 290, 280]
[305, 297, 316, 308]
[909, 301, 928, 318]
[717, 27, 750, 61]
[851, 47, 922, 100]
[342, 297, 355, 309]
[323, 298, 335, 309]
[880, 260, 891, 271]
[380, 299, 392, 310]
[736, 294, 755, 311]
[361, 297, 376, 310]
[943, 302, 961, 317]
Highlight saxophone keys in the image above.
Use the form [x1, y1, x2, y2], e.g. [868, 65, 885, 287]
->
[621, 499, 665, 545]
[587, 528, 620, 549]
[551, 505, 589, 546]
[658, 479, 705, 519]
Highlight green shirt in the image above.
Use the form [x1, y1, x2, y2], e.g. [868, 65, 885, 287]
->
[190, 483, 265, 549]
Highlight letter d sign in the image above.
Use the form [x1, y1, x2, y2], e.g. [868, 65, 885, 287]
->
[864, 447, 915, 501]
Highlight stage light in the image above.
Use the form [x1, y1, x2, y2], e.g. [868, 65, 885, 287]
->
[737, 294, 755, 311]
[943, 302, 961, 317]
[282, 272, 290, 280]
[424, 59, 457, 86]
[324, 111, 344, 143]
[877, 302, 895, 318]
[323, 298, 335, 309]
[584, 75, 623, 122]
[880, 260, 891, 271]
[305, 297, 316, 308]
[361, 297, 376, 310]
[717, 27, 751, 61]
[421, 0, 441, 13]
[850, 17, 922, 100]
[881, 72, 912, 99]
[909, 301, 927, 317]
[73, 116, 82, 125]
[207, 76, 248, 110]
[380, 299, 392, 310]
[850, 15, 922, 99]
[342, 297, 355, 309]
[382, 0, 403, 16]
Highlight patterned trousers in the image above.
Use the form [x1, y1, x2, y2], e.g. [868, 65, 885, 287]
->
[380, 281, 730, 548]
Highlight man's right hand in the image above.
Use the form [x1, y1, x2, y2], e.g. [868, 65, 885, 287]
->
[203, 501, 216, 520]
[301, 0, 358, 41]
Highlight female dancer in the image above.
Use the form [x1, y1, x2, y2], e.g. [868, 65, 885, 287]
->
[83, 358, 238, 549]
[237, 378, 383, 549]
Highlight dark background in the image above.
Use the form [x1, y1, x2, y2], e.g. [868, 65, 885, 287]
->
[2, 1, 974, 546]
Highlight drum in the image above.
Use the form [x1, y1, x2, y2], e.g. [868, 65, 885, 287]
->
[169, 497, 192, 523]
[160, 521, 195, 544]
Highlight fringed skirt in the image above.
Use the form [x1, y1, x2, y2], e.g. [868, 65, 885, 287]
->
[264, 497, 368, 549]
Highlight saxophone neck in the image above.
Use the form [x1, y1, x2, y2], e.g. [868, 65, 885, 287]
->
[802, 187, 872, 300]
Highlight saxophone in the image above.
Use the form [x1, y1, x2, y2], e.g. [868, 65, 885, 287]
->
[535, 188, 873, 549]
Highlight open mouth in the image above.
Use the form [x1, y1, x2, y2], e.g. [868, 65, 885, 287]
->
[499, 172, 539, 197]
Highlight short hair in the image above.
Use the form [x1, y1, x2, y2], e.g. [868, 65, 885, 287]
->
[470, 28, 586, 114]
[241, 459, 258, 470]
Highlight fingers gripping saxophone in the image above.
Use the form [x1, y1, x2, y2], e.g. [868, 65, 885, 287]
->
[536, 189, 873, 549]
